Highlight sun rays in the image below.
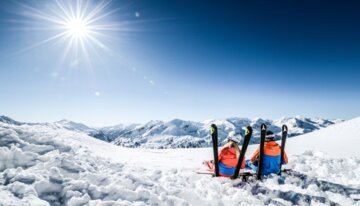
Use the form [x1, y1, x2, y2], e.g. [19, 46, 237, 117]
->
[10, 0, 125, 69]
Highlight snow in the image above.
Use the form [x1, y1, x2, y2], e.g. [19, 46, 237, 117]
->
[109, 117, 340, 148]
[286, 117, 360, 158]
[0, 115, 342, 149]
[53, 119, 96, 134]
[0, 117, 359, 205]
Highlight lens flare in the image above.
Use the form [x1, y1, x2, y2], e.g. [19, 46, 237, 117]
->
[66, 18, 89, 38]
[11, 0, 130, 68]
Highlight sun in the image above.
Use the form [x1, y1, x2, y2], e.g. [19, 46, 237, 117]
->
[65, 18, 90, 39]
[12, 0, 127, 67]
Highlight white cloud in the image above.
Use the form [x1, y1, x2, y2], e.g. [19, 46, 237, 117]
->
[95, 92, 101, 96]
[135, 12, 140, 18]
[149, 80, 154, 85]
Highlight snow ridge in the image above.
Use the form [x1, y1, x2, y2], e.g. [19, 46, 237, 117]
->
[0, 115, 342, 149]
[108, 117, 340, 148]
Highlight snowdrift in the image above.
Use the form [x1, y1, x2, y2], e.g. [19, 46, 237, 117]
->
[286, 117, 360, 158]
[0, 118, 359, 205]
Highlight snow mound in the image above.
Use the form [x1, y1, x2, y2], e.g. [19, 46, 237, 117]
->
[0, 120, 359, 205]
[286, 117, 360, 158]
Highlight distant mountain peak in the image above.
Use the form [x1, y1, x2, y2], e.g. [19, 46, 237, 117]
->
[0, 115, 346, 149]
[52, 119, 95, 133]
[0, 115, 22, 125]
[56, 119, 71, 123]
[107, 117, 344, 149]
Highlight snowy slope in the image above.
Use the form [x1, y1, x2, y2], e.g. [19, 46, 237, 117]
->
[0, 118, 359, 205]
[286, 117, 360, 158]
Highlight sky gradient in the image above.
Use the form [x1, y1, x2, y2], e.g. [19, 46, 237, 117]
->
[0, 0, 359, 126]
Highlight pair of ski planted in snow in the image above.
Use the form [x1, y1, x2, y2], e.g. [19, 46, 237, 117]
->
[209, 123, 288, 180]
[210, 124, 252, 179]
[257, 124, 288, 180]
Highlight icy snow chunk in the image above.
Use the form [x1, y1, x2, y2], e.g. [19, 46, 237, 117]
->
[22, 144, 55, 155]
[0, 147, 38, 172]
[63, 180, 89, 194]
[9, 170, 36, 185]
[9, 181, 37, 198]
[3, 168, 21, 185]
[55, 144, 72, 153]
[124, 173, 154, 188]
[63, 190, 83, 200]
[100, 183, 149, 202]
[88, 184, 105, 199]
[67, 193, 90, 206]
[22, 195, 50, 206]
[135, 186, 151, 200]
[49, 167, 63, 184]
[34, 180, 62, 203]
[83, 173, 109, 186]
[0, 129, 24, 146]
[60, 159, 85, 173]
[150, 170, 162, 181]
[61, 180, 91, 204]
[0, 189, 25, 205]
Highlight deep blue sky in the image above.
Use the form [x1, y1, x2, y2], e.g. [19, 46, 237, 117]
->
[0, 0, 359, 126]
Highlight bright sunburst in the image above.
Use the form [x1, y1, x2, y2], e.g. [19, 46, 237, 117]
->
[65, 18, 90, 38]
[13, 0, 128, 68]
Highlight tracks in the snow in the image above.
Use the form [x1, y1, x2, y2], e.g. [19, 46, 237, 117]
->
[233, 170, 360, 206]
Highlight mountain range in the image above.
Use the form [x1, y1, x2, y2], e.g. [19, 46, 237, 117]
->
[0, 115, 342, 149]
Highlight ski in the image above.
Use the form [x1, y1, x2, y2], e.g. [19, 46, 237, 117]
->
[257, 123, 267, 180]
[232, 126, 253, 179]
[279, 124, 288, 174]
[197, 171, 254, 177]
[196, 171, 215, 175]
[210, 124, 219, 177]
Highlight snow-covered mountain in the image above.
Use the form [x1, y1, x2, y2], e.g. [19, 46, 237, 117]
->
[0, 116, 22, 126]
[52, 119, 97, 134]
[0, 115, 343, 149]
[0, 117, 359, 205]
[107, 117, 341, 148]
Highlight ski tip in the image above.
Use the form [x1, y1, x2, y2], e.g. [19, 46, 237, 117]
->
[245, 126, 253, 135]
[282, 125, 288, 132]
[261, 123, 267, 131]
[210, 124, 217, 134]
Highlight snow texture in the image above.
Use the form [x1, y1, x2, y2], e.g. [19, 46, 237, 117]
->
[0, 117, 359, 205]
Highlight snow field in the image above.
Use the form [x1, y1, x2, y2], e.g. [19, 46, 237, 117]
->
[0, 118, 359, 205]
